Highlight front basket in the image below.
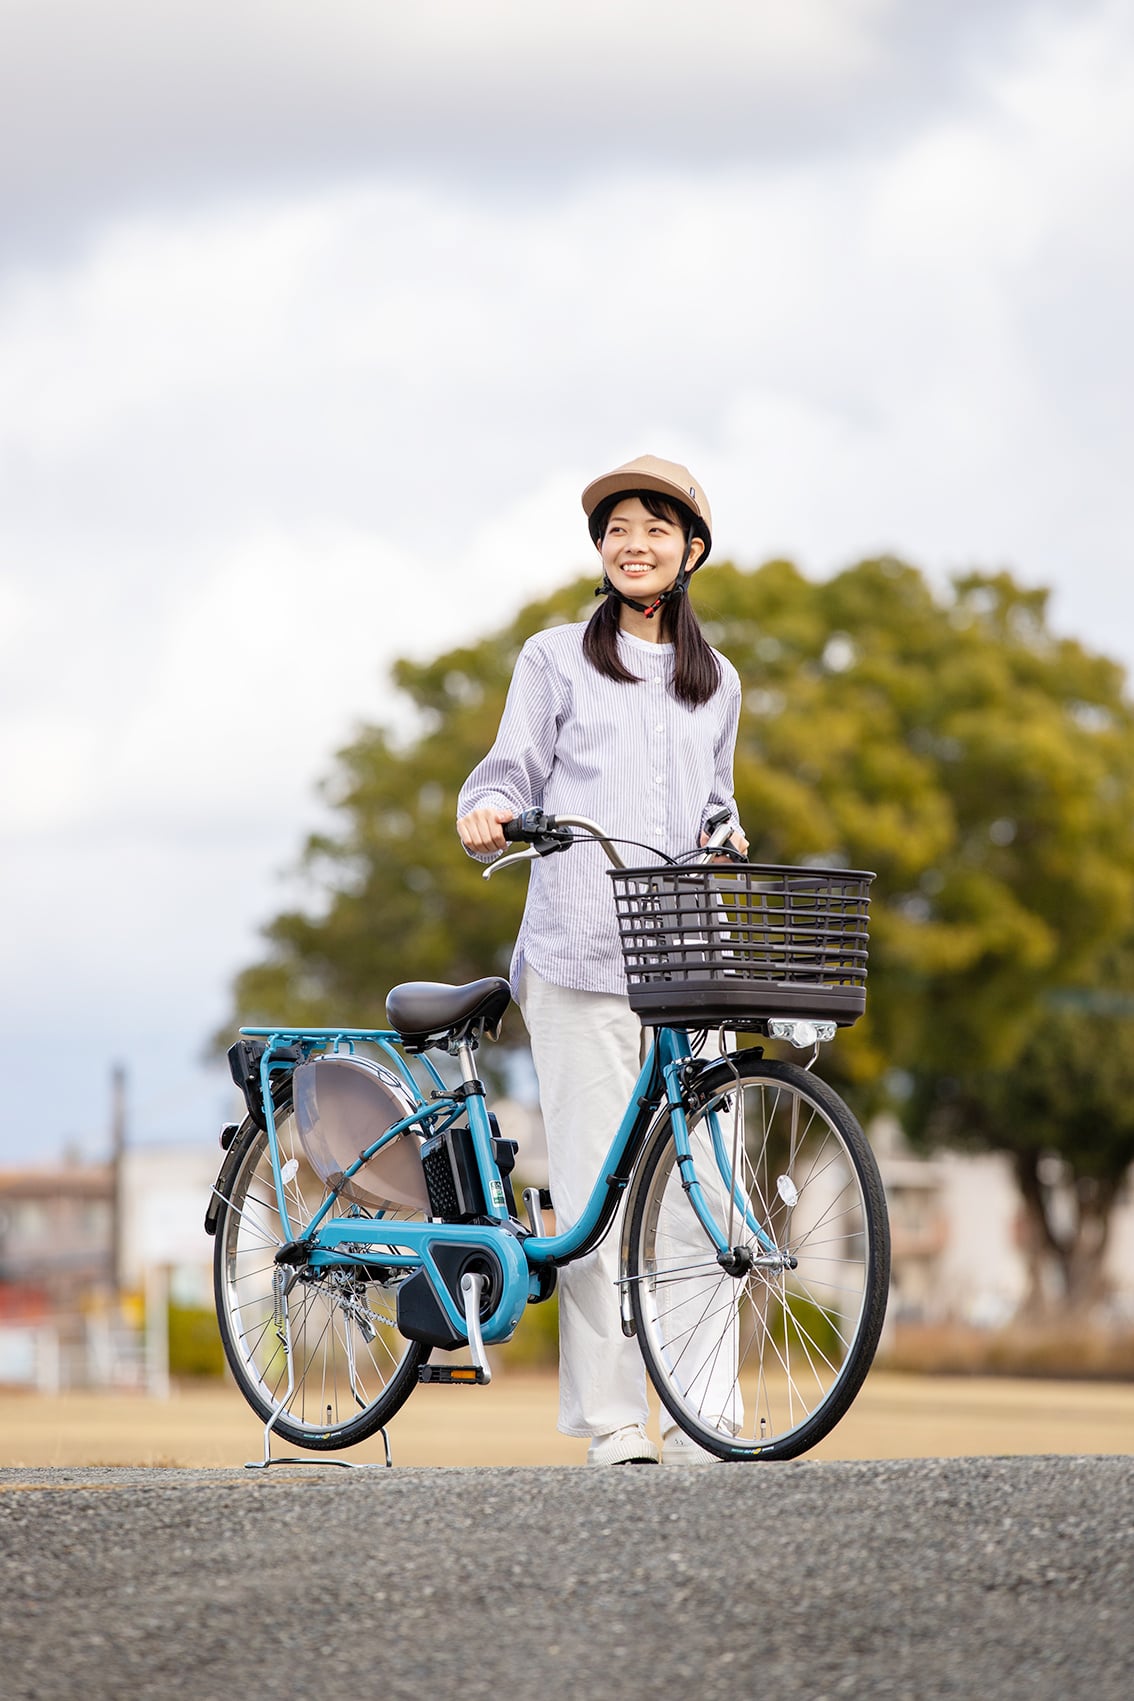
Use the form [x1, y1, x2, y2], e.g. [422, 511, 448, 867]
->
[609, 862, 875, 1028]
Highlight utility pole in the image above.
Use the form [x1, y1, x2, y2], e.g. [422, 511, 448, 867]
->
[110, 1062, 127, 1302]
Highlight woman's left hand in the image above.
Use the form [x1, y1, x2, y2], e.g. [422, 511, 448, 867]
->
[700, 825, 749, 858]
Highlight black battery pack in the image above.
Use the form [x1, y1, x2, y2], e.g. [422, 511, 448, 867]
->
[421, 1124, 484, 1220]
[420, 1117, 519, 1221]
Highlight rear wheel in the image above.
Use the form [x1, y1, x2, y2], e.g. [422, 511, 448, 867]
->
[627, 1055, 889, 1460]
[213, 1095, 429, 1449]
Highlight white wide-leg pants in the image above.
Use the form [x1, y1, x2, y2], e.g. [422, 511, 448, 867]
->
[519, 965, 649, 1437]
[519, 965, 740, 1439]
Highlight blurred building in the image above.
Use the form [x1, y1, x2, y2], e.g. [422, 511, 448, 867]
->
[0, 1161, 114, 1313]
[876, 1116, 1134, 1327]
[0, 1143, 217, 1391]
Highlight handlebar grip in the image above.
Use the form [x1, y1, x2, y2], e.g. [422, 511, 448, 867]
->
[501, 808, 557, 843]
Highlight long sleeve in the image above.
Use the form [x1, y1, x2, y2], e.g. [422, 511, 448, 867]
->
[700, 667, 742, 837]
[456, 641, 563, 859]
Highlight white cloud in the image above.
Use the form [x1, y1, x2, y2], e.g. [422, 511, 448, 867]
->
[0, 0, 1061, 247]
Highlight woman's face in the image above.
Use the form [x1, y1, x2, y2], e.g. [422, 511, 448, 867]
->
[598, 496, 703, 602]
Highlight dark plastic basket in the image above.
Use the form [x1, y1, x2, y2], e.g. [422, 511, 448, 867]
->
[609, 862, 875, 1028]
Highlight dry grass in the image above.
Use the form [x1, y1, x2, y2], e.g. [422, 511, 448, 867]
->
[1, 1368, 1132, 1469]
[880, 1321, 1134, 1380]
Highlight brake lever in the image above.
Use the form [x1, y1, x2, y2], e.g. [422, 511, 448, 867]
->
[482, 829, 573, 879]
[483, 847, 540, 880]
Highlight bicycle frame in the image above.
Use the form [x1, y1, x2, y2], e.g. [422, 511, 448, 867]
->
[215, 805, 888, 1463]
[235, 1019, 770, 1350]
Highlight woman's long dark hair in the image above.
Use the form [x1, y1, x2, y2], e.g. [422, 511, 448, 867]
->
[583, 489, 722, 707]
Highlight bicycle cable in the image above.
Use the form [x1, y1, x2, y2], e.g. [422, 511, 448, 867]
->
[563, 830, 677, 865]
[670, 844, 747, 866]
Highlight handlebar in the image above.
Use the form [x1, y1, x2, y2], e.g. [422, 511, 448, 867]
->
[483, 806, 739, 881]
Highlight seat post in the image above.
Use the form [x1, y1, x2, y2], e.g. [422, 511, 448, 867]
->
[454, 1037, 482, 1089]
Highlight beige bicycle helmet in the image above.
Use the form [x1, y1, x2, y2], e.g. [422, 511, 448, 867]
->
[581, 454, 712, 564]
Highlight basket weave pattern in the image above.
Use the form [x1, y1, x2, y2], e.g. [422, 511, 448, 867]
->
[609, 863, 874, 1028]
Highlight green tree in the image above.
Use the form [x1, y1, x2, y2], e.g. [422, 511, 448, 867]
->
[698, 558, 1134, 1092]
[913, 950, 1134, 1315]
[230, 558, 1134, 1299]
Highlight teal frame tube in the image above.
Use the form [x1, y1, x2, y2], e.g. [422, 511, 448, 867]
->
[305, 1216, 531, 1343]
[521, 1026, 694, 1265]
[247, 1026, 440, 1245]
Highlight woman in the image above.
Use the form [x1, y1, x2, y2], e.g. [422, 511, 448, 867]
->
[457, 454, 747, 1464]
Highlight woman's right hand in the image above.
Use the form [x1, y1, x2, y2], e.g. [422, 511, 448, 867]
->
[457, 806, 514, 855]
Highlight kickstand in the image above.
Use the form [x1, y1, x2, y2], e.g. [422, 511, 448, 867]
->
[244, 1266, 393, 1470]
[244, 1418, 392, 1471]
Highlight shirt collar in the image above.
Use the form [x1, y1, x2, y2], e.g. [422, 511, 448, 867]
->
[617, 631, 674, 657]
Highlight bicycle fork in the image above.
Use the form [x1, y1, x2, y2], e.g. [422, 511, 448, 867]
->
[618, 1062, 795, 1333]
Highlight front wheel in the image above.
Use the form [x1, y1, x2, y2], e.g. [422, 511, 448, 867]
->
[213, 1097, 430, 1450]
[626, 1054, 890, 1460]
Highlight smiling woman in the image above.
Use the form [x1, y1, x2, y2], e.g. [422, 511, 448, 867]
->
[455, 453, 748, 1466]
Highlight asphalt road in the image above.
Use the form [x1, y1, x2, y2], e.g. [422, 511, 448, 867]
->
[1, 1456, 1130, 1700]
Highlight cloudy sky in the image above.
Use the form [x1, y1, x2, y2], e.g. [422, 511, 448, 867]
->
[2, 0, 1132, 1163]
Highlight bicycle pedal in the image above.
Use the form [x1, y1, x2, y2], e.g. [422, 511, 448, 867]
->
[417, 1365, 489, 1386]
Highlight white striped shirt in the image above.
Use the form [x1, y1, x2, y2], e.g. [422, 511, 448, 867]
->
[457, 622, 742, 996]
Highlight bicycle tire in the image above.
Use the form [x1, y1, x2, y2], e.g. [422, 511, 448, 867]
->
[213, 1094, 429, 1450]
[626, 1054, 889, 1460]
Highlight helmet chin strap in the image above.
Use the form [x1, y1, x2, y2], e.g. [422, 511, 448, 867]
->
[595, 535, 695, 620]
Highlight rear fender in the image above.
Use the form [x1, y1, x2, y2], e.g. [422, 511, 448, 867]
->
[204, 1120, 258, 1236]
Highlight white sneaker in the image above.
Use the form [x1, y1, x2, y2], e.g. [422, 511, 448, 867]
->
[661, 1430, 719, 1465]
[586, 1424, 660, 1466]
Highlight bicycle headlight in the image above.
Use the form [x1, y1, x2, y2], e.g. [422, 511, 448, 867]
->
[767, 1019, 837, 1047]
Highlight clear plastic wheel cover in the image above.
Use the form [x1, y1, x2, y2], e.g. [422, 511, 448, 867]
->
[293, 1055, 429, 1210]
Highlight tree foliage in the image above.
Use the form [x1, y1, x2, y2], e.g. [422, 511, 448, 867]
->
[699, 558, 1134, 1091]
[914, 945, 1134, 1313]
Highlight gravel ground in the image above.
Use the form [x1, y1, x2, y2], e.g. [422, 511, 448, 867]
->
[1, 1456, 1131, 1700]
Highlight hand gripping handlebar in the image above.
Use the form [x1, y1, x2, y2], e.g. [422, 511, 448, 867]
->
[482, 806, 739, 880]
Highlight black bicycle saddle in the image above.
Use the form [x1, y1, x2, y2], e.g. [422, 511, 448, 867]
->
[385, 977, 512, 1048]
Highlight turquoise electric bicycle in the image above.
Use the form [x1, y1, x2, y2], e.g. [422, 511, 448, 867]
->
[207, 810, 889, 1462]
